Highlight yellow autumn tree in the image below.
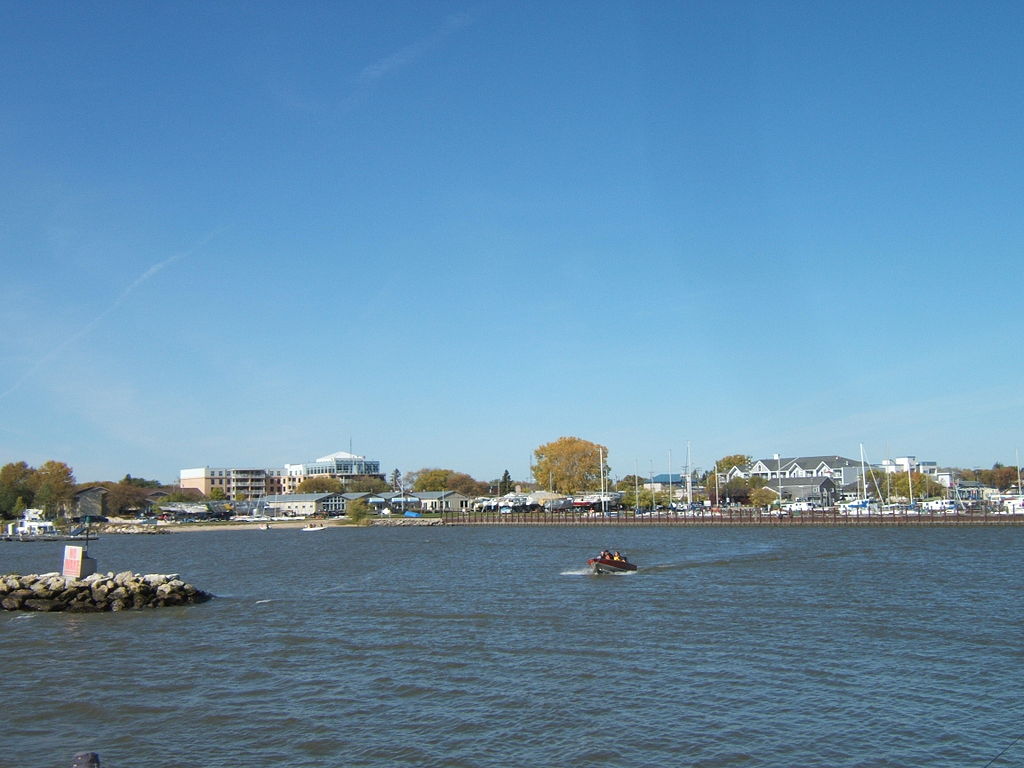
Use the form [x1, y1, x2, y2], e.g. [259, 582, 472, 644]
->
[532, 436, 608, 494]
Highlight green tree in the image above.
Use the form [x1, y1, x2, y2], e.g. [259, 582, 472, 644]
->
[295, 476, 344, 494]
[889, 472, 945, 501]
[347, 475, 389, 493]
[121, 474, 162, 488]
[982, 464, 1019, 491]
[412, 468, 454, 491]
[620, 486, 666, 510]
[345, 497, 372, 525]
[389, 469, 401, 490]
[498, 469, 514, 495]
[0, 461, 37, 518]
[160, 490, 204, 503]
[749, 487, 777, 509]
[532, 436, 609, 493]
[447, 472, 488, 497]
[209, 487, 227, 500]
[863, 469, 890, 500]
[99, 480, 152, 516]
[615, 475, 645, 492]
[715, 454, 752, 474]
[406, 469, 486, 496]
[30, 460, 75, 517]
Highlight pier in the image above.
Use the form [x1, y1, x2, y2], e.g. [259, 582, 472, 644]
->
[441, 508, 1024, 526]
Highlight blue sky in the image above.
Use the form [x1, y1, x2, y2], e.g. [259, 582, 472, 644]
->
[2, 1, 1022, 485]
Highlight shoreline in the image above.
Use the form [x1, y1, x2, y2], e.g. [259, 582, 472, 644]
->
[165, 520, 349, 533]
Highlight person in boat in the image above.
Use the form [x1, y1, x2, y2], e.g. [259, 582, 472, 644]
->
[599, 550, 611, 561]
[612, 551, 627, 562]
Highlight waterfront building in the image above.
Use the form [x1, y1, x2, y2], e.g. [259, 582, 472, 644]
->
[180, 450, 384, 501]
[282, 451, 383, 493]
[179, 467, 287, 500]
[645, 473, 686, 492]
[726, 455, 864, 487]
[74, 486, 108, 518]
[880, 456, 938, 476]
[262, 493, 345, 517]
[765, 477, 838, 506]
[411, 490, 471, 512]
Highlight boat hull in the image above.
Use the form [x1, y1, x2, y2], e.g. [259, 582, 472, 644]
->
[588, 557, 637, 575]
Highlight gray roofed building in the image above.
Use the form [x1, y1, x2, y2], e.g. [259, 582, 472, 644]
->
[263, 492, 344, 516]
[412, 491, 471, 511]
[728, 455, 864, 488]
[764, 476, 838, 506]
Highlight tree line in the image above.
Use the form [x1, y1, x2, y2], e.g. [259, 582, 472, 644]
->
[3, 448, 1014, 520]
[525, 440, 1021, 505]
[0, 461, 186, 520]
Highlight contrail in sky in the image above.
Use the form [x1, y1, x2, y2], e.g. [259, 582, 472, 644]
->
[0, 227, 226, 403]
[356, 11, 474, 86]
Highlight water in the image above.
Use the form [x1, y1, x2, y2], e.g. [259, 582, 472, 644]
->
[2, 525, 1021, 768]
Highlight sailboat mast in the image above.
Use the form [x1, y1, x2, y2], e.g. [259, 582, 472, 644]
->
[686, 441, 692, 507]
[859, 443, 867, 500]
[668, 449, 673, 511]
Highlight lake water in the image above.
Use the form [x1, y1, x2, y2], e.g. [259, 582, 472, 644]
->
[2, 525, 1021, 768]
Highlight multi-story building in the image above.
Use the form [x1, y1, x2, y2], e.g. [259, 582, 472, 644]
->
[727, 455, 865, 487]
[282, 451, 383, 493]
[179, 467, 287, 499]
[880, 456, 938, 476]
[180, 450, 383, 500]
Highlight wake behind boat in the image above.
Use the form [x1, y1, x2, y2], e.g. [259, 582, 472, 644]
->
[588, 550, 637, 575]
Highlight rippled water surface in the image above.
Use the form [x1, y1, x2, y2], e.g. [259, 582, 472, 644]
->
[3, 525, 1022, 768]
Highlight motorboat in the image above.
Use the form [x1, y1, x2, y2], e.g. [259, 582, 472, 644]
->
[587, 554, 637, 575]
[1, 508, 95, 541]
[300, 523, 326, 532]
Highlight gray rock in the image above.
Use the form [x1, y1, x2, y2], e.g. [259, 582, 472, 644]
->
[24, 598, 64, 612]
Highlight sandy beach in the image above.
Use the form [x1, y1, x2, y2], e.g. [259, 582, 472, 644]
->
[167, 520, 349, 533]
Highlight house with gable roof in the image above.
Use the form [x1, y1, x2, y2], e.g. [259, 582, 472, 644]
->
[726, 454, 865, 490]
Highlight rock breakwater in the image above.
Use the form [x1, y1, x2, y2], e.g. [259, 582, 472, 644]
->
[372, 518, 443, 526]
[1, 571, 213, 612]
[101, 523, 170, 535]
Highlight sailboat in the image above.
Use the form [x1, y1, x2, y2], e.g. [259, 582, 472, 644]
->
[839, 444, 875, 515]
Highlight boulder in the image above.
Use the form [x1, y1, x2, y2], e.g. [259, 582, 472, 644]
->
[24, 598, 64, 612]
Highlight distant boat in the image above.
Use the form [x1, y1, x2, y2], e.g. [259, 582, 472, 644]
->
[300, 523, 326, 532]
[2, 509, 96, 542]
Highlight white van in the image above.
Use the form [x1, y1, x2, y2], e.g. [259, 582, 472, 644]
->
[783, 501, 817, 513]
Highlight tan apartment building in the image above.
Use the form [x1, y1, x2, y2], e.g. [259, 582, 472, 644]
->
[180, 450, 384, 500]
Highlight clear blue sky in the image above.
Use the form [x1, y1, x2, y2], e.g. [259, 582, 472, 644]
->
[2, 1, 1022, 485]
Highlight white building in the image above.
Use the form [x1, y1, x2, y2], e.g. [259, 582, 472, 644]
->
[180, 450, 384, 501]
[727, 455, 864, 487]
[283, 451, 383, 492]
[880, 457, 938, 476]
